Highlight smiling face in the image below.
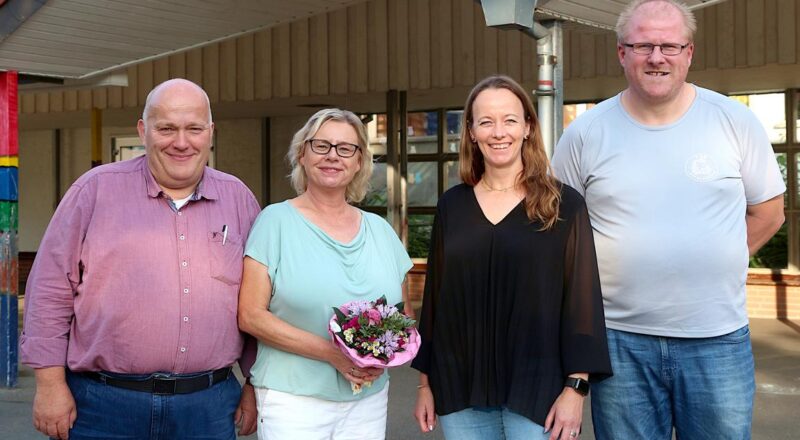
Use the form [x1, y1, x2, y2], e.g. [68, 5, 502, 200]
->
[618, 1, 693, 106]
[468, 88, 531, 173]
[138, 80, 213, 199]
[299, 120, 362, 193]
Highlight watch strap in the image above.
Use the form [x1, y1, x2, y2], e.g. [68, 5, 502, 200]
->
[564, 377, 590, 396]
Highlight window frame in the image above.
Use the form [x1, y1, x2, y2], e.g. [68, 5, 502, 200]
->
[361, 108, 461, 259]
[728, 90, 798, 273]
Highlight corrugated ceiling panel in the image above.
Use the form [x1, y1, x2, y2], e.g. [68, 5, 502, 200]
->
[0, 0, 366, 78]
[0, 0, 730, 79]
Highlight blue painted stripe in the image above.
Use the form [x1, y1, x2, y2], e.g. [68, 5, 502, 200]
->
[0, 293, 19, 387]
[0, 167, 18, 202]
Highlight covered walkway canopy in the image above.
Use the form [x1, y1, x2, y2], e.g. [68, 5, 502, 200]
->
[2, 0, 726, 81]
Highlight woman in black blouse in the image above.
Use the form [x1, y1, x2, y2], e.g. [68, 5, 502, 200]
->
[411, 75, 611, 440]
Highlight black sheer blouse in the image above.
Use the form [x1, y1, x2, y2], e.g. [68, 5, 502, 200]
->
[411, 183, 612, 425]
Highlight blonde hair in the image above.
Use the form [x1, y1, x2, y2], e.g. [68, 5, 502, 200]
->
[459, 75, 561, 230]
[616, 0, 696, 43]
[287, 108, 373, 203]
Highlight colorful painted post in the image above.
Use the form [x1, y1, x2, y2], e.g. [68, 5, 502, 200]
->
[0, 71, 19, 388]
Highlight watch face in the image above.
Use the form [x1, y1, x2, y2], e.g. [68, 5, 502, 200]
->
[576, 379, 589, 395]
[567, 377, 590, 396]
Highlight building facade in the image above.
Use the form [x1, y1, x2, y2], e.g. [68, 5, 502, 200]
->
[16, 0, 800, 317]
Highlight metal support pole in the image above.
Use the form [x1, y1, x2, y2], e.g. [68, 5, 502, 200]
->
[550, 21, 564, 148]
[386, 89, 409, 240]
[399, 91, 408, 247]
[386, 90, 401, 234]
[526, 20, 563, 158]
[0, 70, 19, 388]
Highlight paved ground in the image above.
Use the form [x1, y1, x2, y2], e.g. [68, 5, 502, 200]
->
[3, 318, 799, 439]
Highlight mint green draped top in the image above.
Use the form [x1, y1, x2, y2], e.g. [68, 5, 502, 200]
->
[245, 201, 413, 401]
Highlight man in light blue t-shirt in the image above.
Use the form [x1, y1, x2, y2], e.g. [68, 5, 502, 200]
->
[551, 1, 785, 439]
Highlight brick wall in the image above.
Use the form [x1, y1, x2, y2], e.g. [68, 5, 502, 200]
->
[408, 265, 426, 309]
[746, 273, 800, 319]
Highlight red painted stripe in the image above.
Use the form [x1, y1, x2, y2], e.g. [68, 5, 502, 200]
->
[0, 71, 19, 156]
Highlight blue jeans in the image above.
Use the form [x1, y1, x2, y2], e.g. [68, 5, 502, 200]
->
[439, 406, 549, 440]
[591, 326, 755, 440]
[65, 370, 241, 439]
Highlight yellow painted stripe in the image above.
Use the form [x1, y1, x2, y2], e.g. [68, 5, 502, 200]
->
[0, 156, 19, 167]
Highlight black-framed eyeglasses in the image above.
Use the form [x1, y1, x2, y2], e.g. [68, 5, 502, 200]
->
[305, 139, 361, 158]
[623, 42, 690, 56]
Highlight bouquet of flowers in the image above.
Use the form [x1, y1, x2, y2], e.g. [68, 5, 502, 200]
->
[329, 295, 420, 394]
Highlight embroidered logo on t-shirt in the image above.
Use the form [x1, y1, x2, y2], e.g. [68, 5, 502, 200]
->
[685, 153, 718, 182]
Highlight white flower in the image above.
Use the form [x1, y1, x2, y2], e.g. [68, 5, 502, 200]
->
[344, 328, 355, 343]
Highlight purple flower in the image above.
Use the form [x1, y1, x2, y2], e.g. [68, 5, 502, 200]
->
[345, 300, 372, 316]
[376, 330, 400, 359]
[376, 303, 399, 319]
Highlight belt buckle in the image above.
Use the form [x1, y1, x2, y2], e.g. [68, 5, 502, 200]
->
[152, 375, 177, 395]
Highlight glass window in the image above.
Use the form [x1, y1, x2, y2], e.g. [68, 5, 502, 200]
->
[363, 162, 387, 207]
[794, 90, 800, 143]
[563, 103, 595, 130]
[407, 214, 434, 258]
[796, 153, 799, 202]
[776, 152, 788, 204]
[444, 160, 461, 190]
[408, 162, 438, 206]
[407, 112, 438, 154]
[359, 110, 474, 260]
[367, 116, 387, 157]
[446, 111, 463, 153]
[750, 152, 788, 269]
[730, 93, 786, 143]
[374, 114, 388, 138]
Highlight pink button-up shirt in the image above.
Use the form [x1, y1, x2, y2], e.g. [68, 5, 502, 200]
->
[20, 155, 261, 374]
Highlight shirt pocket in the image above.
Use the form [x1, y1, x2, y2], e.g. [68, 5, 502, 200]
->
[208, 230, 245, 286]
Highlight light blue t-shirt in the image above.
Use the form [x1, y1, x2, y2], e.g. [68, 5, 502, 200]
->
[552, 86, 786, 338]
[244, 200, 413, 401]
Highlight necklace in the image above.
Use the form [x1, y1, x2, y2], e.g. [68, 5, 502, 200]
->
[480, 179, 517, 192]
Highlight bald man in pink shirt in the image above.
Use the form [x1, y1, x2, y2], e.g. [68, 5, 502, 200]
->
[21, 79, 260, 440]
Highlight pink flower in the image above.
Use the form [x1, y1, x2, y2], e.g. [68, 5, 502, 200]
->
[367, 309, 382, 325]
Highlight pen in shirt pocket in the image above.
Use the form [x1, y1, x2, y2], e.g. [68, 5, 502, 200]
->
[222, 225, 228, 245]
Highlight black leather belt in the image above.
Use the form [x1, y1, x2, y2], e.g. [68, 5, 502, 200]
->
[83, 367, 232, 395]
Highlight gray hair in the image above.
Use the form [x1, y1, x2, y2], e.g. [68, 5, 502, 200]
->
[616, 0, 697, 43]
[141, 78, 213, 126]
[287, 108, 373, 203]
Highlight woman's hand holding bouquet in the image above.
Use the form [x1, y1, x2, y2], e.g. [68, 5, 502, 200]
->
[329, 295, 420, 394]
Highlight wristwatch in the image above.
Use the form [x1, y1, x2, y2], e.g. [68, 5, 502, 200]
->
[564, 377, 590, 396]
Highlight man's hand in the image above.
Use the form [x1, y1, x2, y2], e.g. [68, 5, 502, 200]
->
[32, 367, 76, 440]
[234, 380, 257, 436]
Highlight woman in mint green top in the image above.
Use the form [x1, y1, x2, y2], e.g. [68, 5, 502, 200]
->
[238, 108, 413, 440]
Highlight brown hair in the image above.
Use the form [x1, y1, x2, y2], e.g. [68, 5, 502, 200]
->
[459, 75, 561, 230]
